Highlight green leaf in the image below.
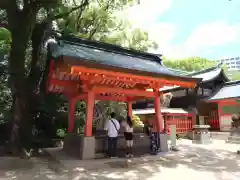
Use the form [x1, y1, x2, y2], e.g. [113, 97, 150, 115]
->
[163, 57, 216, 72]
[56, 0, 155, 52]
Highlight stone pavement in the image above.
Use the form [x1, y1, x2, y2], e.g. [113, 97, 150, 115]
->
[0, 139, 239, 180]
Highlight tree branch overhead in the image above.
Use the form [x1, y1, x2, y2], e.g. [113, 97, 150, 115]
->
[53, 0, 89, 20]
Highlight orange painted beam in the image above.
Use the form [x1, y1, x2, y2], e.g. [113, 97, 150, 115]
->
[78, 73, 147, 85]
[52, 71, 80, 81]
[91, 86, 155, 98]
[211, 99, 238, 104]
[95, 95, 128, 102]
[71, 66, 196, 88]
[72, 93, 146, 102]
[73, 93, 128, 102]
[57, 88, 79, 95]
[131, 96, 151, 102]
[74, 94, 87, 101]
[206, 96, 240, 104]
[49, 78, 79, 89]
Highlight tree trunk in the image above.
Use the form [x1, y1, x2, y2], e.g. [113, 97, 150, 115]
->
[8, 35, 32, 154]
[7, 11, 36, 155]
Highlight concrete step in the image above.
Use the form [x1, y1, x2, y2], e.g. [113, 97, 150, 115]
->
[227, 135, 240, 144]
[226, 140, 240, 144]
[210, 132, 230, 140]
[95, 152, 105, 159]
[228, 136, 240, 140]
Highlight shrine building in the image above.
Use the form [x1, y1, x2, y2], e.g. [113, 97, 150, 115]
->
[44, 35, 200, 159]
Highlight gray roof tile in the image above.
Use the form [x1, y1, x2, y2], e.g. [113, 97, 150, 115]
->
[192, 68, 222, 82]
[49, 37, 200, 82]
[160, 66, 229, 92]
[207, 81, 240, 101]
[52, 43, 179, 76]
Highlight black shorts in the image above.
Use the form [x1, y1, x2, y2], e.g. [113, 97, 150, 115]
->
[124, 132, 133, 141]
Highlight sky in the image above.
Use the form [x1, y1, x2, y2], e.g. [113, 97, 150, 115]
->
[125, 0, 240, 60]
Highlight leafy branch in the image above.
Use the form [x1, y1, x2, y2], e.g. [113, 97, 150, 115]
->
[52, 0, 89, 20]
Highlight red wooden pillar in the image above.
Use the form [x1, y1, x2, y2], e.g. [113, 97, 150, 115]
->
[217, 102, 221, 129]
[68, 98, 76, 133]
[127, 101, 133, 117]
[84, 91, 95, 137]
[154, 91, 163, 132]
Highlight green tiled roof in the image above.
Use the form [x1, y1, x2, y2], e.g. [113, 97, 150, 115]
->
[48, 35, 200, 82]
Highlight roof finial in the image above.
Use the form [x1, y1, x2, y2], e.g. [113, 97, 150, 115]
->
[217, 59, 224, 67]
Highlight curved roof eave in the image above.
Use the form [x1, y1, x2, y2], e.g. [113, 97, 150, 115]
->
[205, 80, 240, 102]
[48, 40, 201, 84]
[160, 63, 229, 93]
[197, 68, 230, 84]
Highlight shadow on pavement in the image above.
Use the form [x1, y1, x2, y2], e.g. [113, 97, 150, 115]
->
[0, 143, 239, 179]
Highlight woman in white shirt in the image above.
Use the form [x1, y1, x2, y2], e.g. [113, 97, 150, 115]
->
[122, 116, 134, 157]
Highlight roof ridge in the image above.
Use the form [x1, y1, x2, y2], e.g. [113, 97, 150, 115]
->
[187, 61, 223, 76]
[225, 80, 240, 86]
[187, 64, 223, 76]
[206, 79, 240, 102]
[161, 62, 191, 75]
[58, 34, 163, 63]
[161, 65, 190, 74]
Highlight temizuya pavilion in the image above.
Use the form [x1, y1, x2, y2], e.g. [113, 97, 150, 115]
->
[45, 35, 200, 159]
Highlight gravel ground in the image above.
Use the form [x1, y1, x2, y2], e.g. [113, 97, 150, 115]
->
[0, 139, 239, 180]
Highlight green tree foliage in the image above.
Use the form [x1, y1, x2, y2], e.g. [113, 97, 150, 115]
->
[0, 28, 11, 53]
[132, 114, 144, 128]
[163, 56, 216, 72]
[0, 28, 11, 124]
[230, 71, 240, 80]
[57, 1, 157, 51]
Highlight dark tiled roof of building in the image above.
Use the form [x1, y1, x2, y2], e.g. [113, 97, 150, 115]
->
[187, 63, 229, 82]
[163, 67, 189, 75]
[48, 35, 200, 82]
[206, 81, 240, 101]
[161, 64, 229, 92]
